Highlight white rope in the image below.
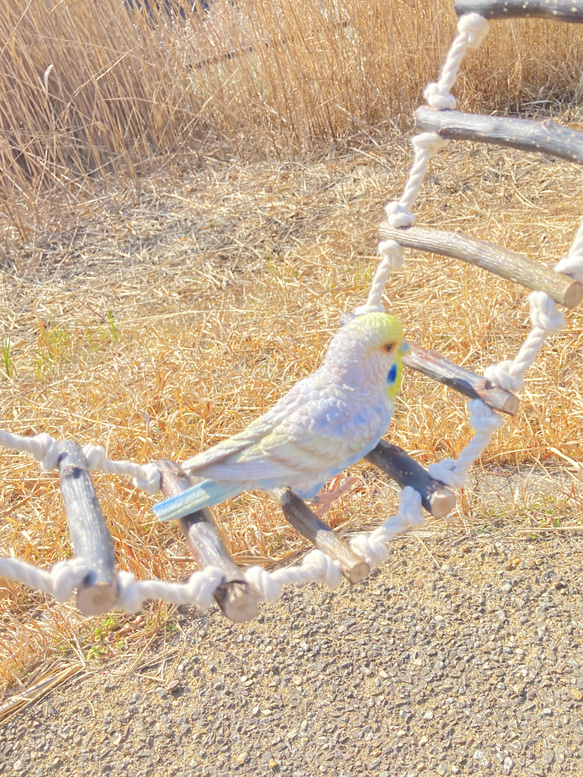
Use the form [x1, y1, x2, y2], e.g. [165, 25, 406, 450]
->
[355, 240, 404, 314]
[0, 428, 162, 494]
[556, 212, 583, 282]
[0, 421, 428, 612]
[385, 133, 450, 230]
[356, 11, 580, 506]
[429, 400, 504, 489]
[424, 13, 490, 110]
[0, 557, 90, 603]
[349, 487, 424, 567]
[115, 567, 226, 613]
[0, 490, 426, 611]
[377, 11, 491, 290]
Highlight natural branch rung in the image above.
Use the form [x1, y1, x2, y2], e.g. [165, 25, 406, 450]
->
[403, 343, 519, 416]
[157, 461, 260, 623]
[57, 441, 118, 616]
[379, 222, 583, 309]
[272, 489, 370, 584]
[415, 107, 583, 166]
[455, 0, 583, 22]
[365, 440, 456, 518]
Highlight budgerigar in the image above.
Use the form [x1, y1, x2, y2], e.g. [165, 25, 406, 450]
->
[154, 312, 408, 522]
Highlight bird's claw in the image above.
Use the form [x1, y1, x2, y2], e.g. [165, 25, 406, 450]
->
[311, 475, 358, 517]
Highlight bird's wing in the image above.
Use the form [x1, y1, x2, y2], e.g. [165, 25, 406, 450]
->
[261, 390, 385, 473]
[181, 377, 316, 476]
[183, 376, 391, 483]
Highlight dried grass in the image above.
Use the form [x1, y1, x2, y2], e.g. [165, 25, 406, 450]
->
[1, 0, 583, 701]
[0, 663, 82, 724]
[1, 130, 583, 695]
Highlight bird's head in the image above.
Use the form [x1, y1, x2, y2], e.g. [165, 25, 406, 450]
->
[325, 312, 408, 398]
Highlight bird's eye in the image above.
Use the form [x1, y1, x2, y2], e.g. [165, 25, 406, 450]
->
[387, 363, 398, 384]
[384, 343, 395, 353]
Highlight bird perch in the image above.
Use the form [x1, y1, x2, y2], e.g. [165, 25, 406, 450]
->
[365, 440, 456, 518]
[272, 488, 370, 584]
[403, 344, 519, 415]
[379, 222, 583, 309]
[157, 461, 260, 623]
[57, 441, 118, 616]
[455, 0, 583, 22]
[415, 106, 583, 166]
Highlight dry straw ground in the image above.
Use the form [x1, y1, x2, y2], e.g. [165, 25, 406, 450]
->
[1, 0, 583, 700]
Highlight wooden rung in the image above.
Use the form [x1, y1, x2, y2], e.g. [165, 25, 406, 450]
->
[272, 488, 370, 584]
[379, 223, 583, 309]
[404, 343, 520, 415]
[365, 440, 456, 518]
[157, 461, 260, 623]
[57, 441, 118, 616]
[415, 107, 583, 166]
[455, 1, 583, 22]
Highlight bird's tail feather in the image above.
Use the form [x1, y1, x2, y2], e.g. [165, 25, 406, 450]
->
[153, 479, 243, 521]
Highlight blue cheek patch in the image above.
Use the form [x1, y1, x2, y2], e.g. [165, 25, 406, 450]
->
[387, 363, 398, 384]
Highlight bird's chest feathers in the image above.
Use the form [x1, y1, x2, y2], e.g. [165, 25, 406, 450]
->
[308, 387, 392, 442]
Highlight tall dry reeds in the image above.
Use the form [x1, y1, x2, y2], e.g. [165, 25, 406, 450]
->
[1, 0, 583, 230]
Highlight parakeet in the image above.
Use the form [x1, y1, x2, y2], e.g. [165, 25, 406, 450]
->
[154, 312, 408, 522]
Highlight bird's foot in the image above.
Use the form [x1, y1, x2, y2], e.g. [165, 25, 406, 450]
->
[311, 475, 357, 517]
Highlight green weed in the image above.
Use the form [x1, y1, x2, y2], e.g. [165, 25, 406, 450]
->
[1, 338, 13, 378]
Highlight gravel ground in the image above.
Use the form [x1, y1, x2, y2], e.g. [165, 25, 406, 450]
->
[1, 523, 582, 777]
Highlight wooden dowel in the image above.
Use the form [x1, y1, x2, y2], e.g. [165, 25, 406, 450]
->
[379, 223, 583, 309]
[365, 440, 456, 518]
[404, 343, 520, 415]
[57, 441, 118, 616]
[455, 0, 583, 22]
[415, 107, 583, 166]
[157, 461, 260, 623]
[272, 488, 370, 584]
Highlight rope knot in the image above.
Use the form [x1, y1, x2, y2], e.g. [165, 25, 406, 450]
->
[428, 459, 466, 489]
[245, 565, 282, 603]
[423, 82, 456, 111]
[133, 462, 162, 495]
[115, 570, 143, 612]
[51, 558, 90, 603]
[32, 432, 60, 471]
[411, 132, 450, 154]
[468, 399, 504, 432]
[386, 201, 415, 228]
[303, 550, 343, 589]
[397, 486, 424, 525]
[378, 239, 405, 270]
[350, 532, 388, 568]
[483, 360, 523, 393]
[457, 12, 490, 49]
[555, 253, 583, 283]
[82, 443, 107, 472]
[528, 291, 565, 333]
[185, 567, 225, 610]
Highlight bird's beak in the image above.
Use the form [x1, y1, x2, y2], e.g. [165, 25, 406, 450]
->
[399, 340, 411, 356]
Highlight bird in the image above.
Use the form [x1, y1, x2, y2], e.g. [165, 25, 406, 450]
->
[153, 312, 408, 522]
